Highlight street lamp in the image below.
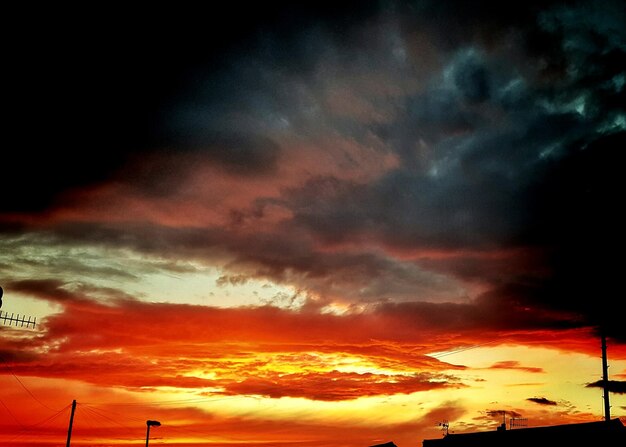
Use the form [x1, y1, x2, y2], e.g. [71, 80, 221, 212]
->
[145, 420, 161, 447]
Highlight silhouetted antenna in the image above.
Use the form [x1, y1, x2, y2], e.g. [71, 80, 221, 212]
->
[490, 410, 507, 431]
[1, 311, 37, 329]
[0, 286, 37, 329]
[510, 417, 528, 429]
[437, 420, 449, 437]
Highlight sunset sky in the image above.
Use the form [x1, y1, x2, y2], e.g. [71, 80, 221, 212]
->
[1, 1, 625, 446]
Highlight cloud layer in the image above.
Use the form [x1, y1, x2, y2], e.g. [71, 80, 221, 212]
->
[2, 1, 626, 445]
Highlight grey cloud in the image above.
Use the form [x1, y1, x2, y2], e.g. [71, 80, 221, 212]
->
[287, 164, 531, 251]
[527, 397, 557, 405]
[586, 380, 626, 394]
[216, 275, 250, 287]
[3, 1, 626, 340]
[452, 51, 490, 103]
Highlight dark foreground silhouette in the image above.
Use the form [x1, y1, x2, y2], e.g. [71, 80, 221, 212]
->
[422, 418, 625, 446]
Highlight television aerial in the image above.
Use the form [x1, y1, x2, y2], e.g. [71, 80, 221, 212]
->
[0, 285, 37, 329]
[437, 420, 449, 436]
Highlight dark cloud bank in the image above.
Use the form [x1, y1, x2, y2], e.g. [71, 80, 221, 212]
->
[3, 1, 626, 340]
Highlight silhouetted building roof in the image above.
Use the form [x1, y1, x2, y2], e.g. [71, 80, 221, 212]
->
[369, 442, 397, 447]
[422, 418, 625, 447]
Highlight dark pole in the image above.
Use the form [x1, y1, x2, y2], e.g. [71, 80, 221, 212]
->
[66, 399, 77, 447]
[146, 420, 161, 446]
[601, 333, 610, 422]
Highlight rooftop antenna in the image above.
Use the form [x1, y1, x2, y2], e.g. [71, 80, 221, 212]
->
[494, 410, 507, 431]
[509, 417, 528, 430]
[0, 286, 37, 329]
[436, 420, 449, 437]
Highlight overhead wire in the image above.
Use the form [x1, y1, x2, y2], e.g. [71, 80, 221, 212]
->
[77, 404, 147, 444]
[83, 402, 231, 442]
[428, 339, 507, 359]
[3, 403, 71, 444]
[82, 401, 233, 439]
[19, 403, 70, 429]
[80, 403, 144, 429]
[9, 371, 61, 412]
[0, 355, 62, 412]
[0, 397, 26, 428]
[73, 402, 102, 434]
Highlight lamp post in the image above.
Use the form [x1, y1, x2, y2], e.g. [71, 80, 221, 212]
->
[145, 420, 161, 447]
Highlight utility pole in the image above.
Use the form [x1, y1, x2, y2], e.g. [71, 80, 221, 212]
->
[66, 399, 77, 447]
[601, 333, 610, 422]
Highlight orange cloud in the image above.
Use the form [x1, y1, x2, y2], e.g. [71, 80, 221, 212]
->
[219, 370, 462, 401]
[485, 361, 545, 374]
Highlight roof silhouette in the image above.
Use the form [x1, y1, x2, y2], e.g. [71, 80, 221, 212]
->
[422, 418, 625, 447]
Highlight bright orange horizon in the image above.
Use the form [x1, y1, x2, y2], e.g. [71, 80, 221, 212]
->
[2, 1, 626, 446]
[2, 299, 624, 446]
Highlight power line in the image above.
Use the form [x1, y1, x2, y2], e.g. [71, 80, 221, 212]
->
[74, 402, 106, 433]
[0, 356, 61, 413]
[10, 371, 61, 412]
[428, 339, 505, 359]
[80, 404, 143, 429]
[0, 397, 26, 428]
[22, 404, 71, 429]
[3, 403, 71, 444]
[82, 402, 233, 442]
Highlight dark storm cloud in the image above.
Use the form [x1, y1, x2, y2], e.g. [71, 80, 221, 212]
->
[106, 133, 283, 200]
[6, 0, 621, 206]
[274, 1, 625, 337]
[20, 221, 465, 305]
[3, 1, 377, 213]
[280, 11, 611, 251]
[526, 131, 626, 339]
[286, 114, 589, 251]
[226, 239, 468, 303]
[5, 278, 137, 306]
[374, 290, 582, 334]
[452, 52, 490, 103]
[586, 380, 626, 394]
[164, 133, 281, 175]
[486, 409, 522, 419]
[527, 397, 557, 406]
[3, 1, 625, 340]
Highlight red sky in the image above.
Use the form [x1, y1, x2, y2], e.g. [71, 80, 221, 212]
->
[2, 1, 626, 446]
